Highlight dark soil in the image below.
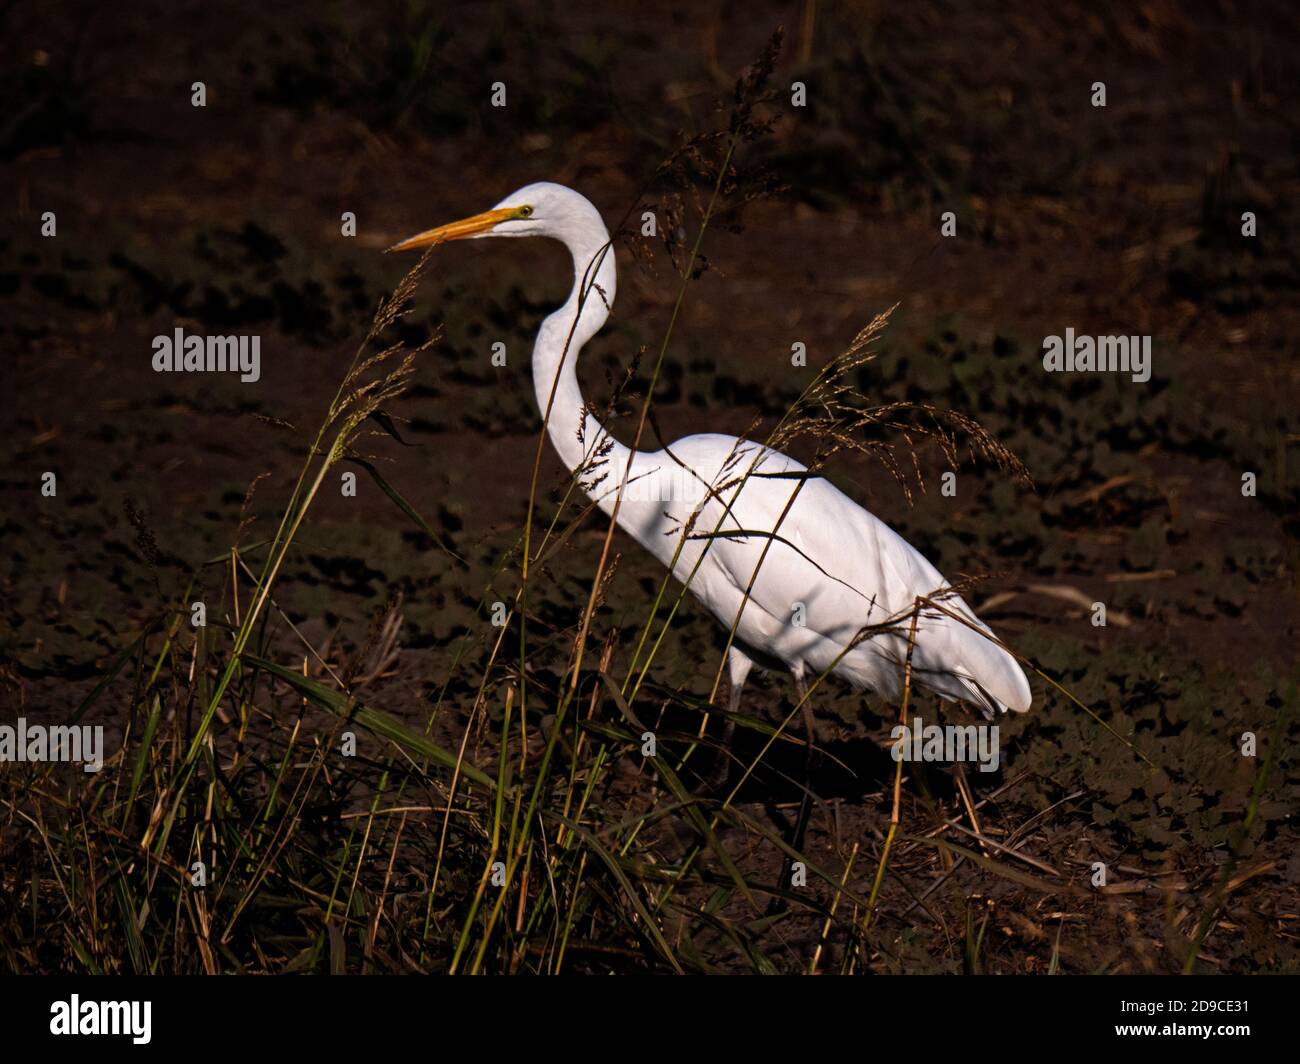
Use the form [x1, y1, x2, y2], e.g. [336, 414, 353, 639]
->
[3, 0, 1298, 973]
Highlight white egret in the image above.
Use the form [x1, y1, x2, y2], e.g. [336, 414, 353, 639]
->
[390, 182, 1031, 747]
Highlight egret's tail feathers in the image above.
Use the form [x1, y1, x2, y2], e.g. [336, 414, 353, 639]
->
[957, 673, 1028, 719]
[922, 603, 1033, 716]
[956, 645, 1033, 716]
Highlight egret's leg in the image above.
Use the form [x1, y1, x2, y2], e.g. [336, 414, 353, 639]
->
[792, 669, 813, 760]
[723, 646, 751, 745]
[776, 665, 820, 904]
[703, 647, 751, 790]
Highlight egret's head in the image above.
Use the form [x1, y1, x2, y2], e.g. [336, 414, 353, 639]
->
[387, 182, 600, 252]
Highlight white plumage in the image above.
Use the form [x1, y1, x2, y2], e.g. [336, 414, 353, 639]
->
[390, 181, 1031, 720]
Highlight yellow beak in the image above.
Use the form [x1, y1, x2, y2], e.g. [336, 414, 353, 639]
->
[385, 206, 520, 253]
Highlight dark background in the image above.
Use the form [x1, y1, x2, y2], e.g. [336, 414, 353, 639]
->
[3, 0, 1298, 972]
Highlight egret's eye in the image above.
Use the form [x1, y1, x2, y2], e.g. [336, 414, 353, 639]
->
[518, 205, 534, 218]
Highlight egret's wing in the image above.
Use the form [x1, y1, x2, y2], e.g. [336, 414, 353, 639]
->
[676, 436, 1031, 714]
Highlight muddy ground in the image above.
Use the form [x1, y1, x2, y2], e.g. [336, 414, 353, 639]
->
[2, 0, 1298, 972]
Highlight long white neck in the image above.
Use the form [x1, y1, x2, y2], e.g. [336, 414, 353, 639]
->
[533, 222, 631, 516]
